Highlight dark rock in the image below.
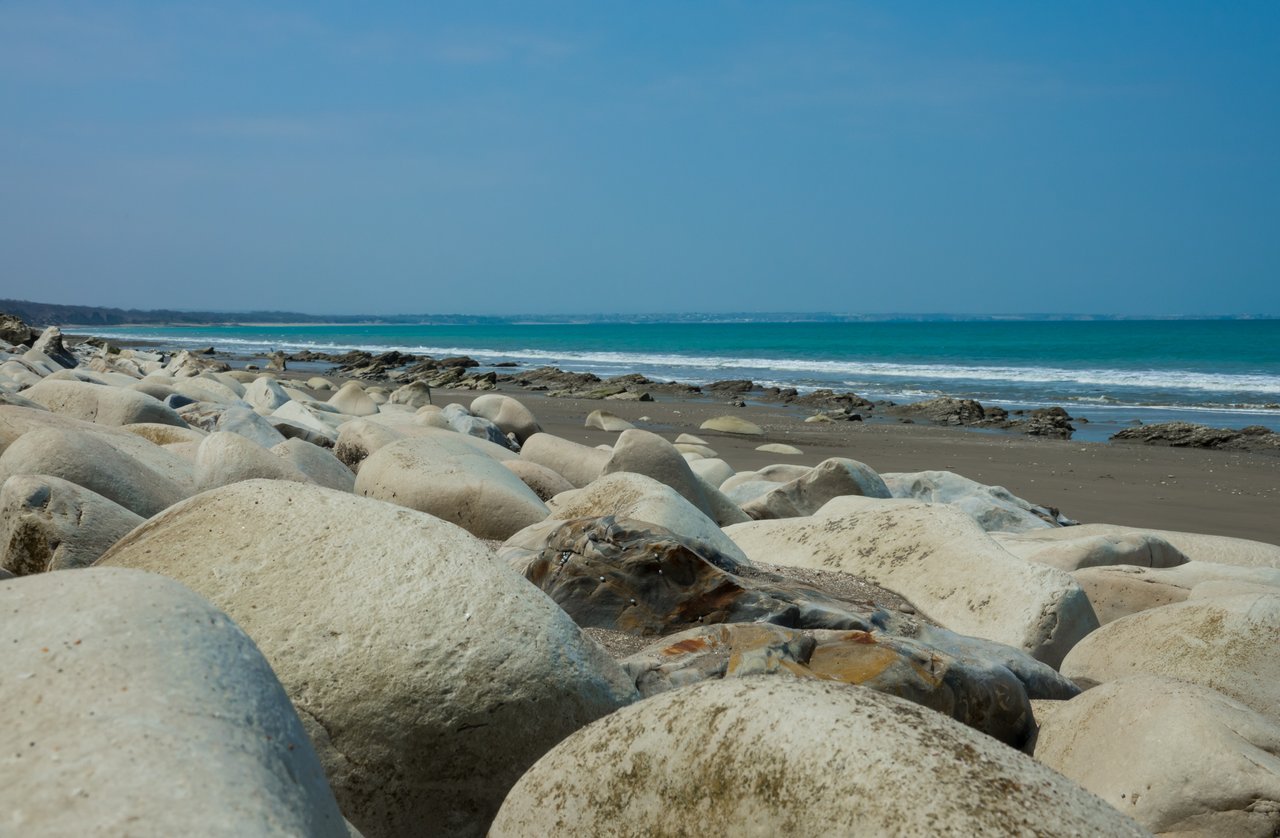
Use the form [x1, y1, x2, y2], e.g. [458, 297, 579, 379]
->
[705, 379, 756, 394]
[438, 356, 478, 368]
[1024, 406, 1075, 439]
[1111, 422, 1280, 453]
[898, 397, 986, 426]
[516, 516, 890, 636]
[621, 623, 1037, 748]
[493, 361, 519, 368]
[0, 312, 35, 346]
[164, 394, 197, 410]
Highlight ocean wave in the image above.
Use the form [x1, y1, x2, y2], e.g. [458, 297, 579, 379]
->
[92, 330, 1280, 399]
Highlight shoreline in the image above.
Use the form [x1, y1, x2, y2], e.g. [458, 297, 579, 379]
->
[76, 333, 1277, 545]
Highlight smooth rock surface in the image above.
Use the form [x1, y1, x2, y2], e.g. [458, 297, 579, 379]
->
[1060, 593, 1280, 719]
[194, 431, 311, 492]
[97, 481, 637, 838]
[272, 438, 355, 493]
[602, 429, 748, 527]
[1034, 675, 1280, 837]
[520, 433, 610, 488]
[23, 379, 188, 428]
[471, 394, 540, 443]
[0, 567, 347, 837]
[584, 409, 634, 432]
[884, 470, 1067, 532]
[740, 457, 891, 520]
[355, 435, 549, 540]
[699, 415, 763, 435]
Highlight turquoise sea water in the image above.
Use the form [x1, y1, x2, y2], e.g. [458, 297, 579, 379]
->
[88, 320, 1280, 441]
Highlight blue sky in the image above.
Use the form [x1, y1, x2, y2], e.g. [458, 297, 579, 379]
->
[1, 2, 1277, 315]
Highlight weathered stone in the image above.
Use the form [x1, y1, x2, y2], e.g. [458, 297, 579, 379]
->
[755, 442, 802, 455]
[194, 431, 311, 492]
[489, 678, 1146, 837]
[120, 422, 207, 446]
[726, 499, 1098, 667]
[328, 381, 379, 417]
[98, 482, 636, 838]
[0, 426, 193, 518]
[214, 404, 289, 449]
[244, 376, 292, 412]
[520, 433, 610, 488]
[1060, 593, 1280, 720]
[602, 429, 748, 527]
[1, 474, 144, 574]
[741, 457, 890, 520]
[547, 472, 749, 567]
[23, 379, 188, 428]
[994, 529, 1188, 571]
[501, 458, 575, 501]
[355, 435, 548, 540]
[272, 438, 355, 493]
[688, 457, 735, 489]
[1, 567, 347, 836]
[442, 403, 516, 450]
[584, 409, 634, 432]
[1034, 675, 1280, 836]
[30, 326, 78, 369]
[699, 415, 763, 435]
[471, 394, 540, 443]
[387, 380, 432, 408]
[884, 470, 1069, 532]
[621, 623, 1036, 747]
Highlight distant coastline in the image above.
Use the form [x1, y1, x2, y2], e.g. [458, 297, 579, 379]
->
[2, 298, 1276, 328]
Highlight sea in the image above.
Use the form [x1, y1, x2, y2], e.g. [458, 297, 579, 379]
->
[85, 319, 1280, 444]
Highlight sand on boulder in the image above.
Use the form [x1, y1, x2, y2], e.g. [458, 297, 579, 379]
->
[699, 415, 763, 435]
[489, 678, 1146, 836]
[1060, 592, 1280, 720]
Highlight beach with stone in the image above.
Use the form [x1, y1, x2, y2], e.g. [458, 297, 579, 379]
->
[3, 315, 1280, 836]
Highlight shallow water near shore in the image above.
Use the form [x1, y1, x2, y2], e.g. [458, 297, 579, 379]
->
[87, 319, 1280, 442]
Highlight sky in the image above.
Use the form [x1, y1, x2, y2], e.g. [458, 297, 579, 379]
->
[1, 2, 1278, 316]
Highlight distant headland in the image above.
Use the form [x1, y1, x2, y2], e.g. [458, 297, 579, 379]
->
[1, 298, 1274, 328]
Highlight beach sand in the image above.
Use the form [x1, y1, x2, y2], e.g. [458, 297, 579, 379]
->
[426, 383, 1280, 544]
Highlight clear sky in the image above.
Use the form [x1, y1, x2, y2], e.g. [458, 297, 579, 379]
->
[2, 2, 1277, 316]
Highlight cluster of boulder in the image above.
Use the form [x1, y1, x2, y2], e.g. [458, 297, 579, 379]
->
[3, 318, 1280, 835]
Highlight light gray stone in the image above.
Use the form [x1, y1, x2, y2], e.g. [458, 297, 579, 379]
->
[1, 474, 144, 574]
[884, 470, 1067, 532]
[23, 379, 188, 428]
[726, 498, 1098, 667]
[520, 433, 610, 488]
[1034, 675, 1280, 836]
[1060, 593, 1280, 720]
[272, 439, 355, 493]
[740, 457, 890, 520]
[328, 381, 379, 417]
[98, 482, 636, 837]
[356, 435, 549, 540]
[195, 431, 312, 492]
[0, 567, 347, 837]
[471, 394, 540, 443]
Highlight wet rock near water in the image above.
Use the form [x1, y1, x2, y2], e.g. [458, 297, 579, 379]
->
[1111, 421, 1280, 453]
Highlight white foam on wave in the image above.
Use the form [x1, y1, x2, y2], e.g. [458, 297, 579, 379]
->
[93, 329, 1280, 400]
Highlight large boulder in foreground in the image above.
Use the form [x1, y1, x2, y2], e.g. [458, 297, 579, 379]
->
[0, 567, 346, 837]
[1060, 593, 1280, 720]
[726, 498, 1098, 667]
[490, 678, 1145, 837]
[22, 378, 188, 428]
[1034, 675, 1280, 837]
[0, 474, 144, 574]
[355, 435, 549, 540]
[97, 481, 636, 838]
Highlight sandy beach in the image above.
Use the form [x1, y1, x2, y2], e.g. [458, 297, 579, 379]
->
[418, 382, 1280, 544]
